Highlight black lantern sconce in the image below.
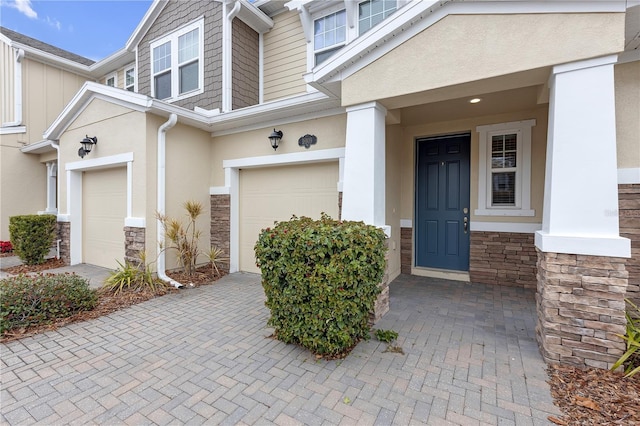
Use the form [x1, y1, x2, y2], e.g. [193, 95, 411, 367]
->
[298, 134, 317, 149]
[268, 129, 283, 151]
[78, 135, 97, 158]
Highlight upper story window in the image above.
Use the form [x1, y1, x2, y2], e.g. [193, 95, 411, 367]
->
[475, 120, 536, 217]
[314, 9, 346, 65]
[358, 0, 396, 35]
[105, 73, 117, 87]
[150, 19, 204, 101]
[125, 67, 135, 92]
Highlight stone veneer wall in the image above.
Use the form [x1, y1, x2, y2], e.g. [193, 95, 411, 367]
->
[57, 222, 70, 265]
[210, 194, 230, 273]
[619, 184, 640, 306]
[400, 227, 412, 274]
[470, 232, 537, 288]
[536, 250, 628, 369]
[371, 238, 390, 323]
[124, 227, 145, 266]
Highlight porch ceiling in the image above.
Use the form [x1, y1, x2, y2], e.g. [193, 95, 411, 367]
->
[389, 85, 544, 127]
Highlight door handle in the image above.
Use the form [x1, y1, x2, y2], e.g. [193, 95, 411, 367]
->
[463, 217, 468, 233]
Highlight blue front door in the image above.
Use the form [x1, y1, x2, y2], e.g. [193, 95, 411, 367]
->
[415, 134, 470, 271]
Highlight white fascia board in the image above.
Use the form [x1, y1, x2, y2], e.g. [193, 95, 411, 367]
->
[310, 0, 627, 86]
[88, 48, 135, 77]
[125, 0, 168, 50]
[237, 0, 275, 33]
[20, 139, 55, 154]
[223, 147, 345, 169]
[11, 42, 93, 77]
[43, 82, 153, 140]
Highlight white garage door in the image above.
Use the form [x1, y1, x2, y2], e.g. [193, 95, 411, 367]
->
[82, 168, 126, 269]
[239, 162, 339, 273]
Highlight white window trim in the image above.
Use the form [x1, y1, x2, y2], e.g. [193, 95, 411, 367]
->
[105, 72, 117, 88]
[475, 119, 535, 217]
[124, 65, 135, 92]
[149, 18, 204, 103]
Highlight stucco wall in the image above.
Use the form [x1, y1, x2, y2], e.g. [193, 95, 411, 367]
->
[137, 0, 223, 111]
[0, 133, 47, 240]
[210, 114, 347, 186]
[343, 13, 625, 107]
[615, 60, 640, 170]
[263, 9, 307, 102]
[399, 106, 549, 226]
[232, 18, 259, 109]
[385, 124, 403, 281]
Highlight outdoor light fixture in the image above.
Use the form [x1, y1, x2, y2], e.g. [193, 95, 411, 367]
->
[78, 135, 97, 158]
[469, 98, 482, 104]
[268, 129, 283, 151]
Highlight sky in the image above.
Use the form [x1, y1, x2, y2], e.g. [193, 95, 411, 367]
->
[0, 0, 153, 61]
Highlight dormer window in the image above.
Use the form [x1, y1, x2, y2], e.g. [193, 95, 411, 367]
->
[150, 19, 204, 102]
[314, 9, 346, 65]
[358, 0, 396, 35]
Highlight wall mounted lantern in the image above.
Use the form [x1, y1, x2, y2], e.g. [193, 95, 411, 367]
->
[268, 129, 283, 151]
[78, 135, 97, 158]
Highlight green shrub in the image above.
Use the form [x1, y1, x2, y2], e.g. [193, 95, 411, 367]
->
[157, 201, 204, 276]
[254, 214, 387, 357]
[0, 274, 98, 335]
[103, 252, 166, 295]
[612, 299, 640, 377]
[9, 214, 57, 265]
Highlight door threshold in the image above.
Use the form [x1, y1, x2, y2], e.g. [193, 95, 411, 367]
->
[411, 267, 470, 282]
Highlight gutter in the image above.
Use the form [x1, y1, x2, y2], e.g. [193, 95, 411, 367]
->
[3, 48, 24, 127]
[156, 113, 183, 288]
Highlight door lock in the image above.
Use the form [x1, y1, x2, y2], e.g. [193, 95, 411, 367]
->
[463, 216, 468, 233]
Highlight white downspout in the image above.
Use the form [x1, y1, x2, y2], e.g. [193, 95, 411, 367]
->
[3, 48, 24, 127]
[157, 113, 183, 288]
[51, 140, 61, 259]
[222, 0, 241, 112]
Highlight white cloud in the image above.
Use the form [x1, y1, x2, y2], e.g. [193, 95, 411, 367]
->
[10, 0, 38, 19]
[46, 16, 61, 31]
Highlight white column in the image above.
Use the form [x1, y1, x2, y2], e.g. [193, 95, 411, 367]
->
[535, 55, 630, 258]
[342, 102, 387, 229]
[44, 161, 57, 213]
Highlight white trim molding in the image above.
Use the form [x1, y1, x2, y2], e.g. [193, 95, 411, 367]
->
[0, 126, 26, 135]
[476, 119, 536, 217]
[124, 217, 146, 228]
[470, 221, 542, 234]
[400, 219, 412, 228]
[222, 147, 345, 273]
[618, 168, 640, 184]
[65, 152, 135, 265]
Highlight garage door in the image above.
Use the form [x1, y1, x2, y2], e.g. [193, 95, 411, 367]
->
[82, 167, 126, 269]
[239, 162, 339, 273]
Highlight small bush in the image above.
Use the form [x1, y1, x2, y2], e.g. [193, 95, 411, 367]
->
[103, 252, 166, 295]
[374, 329, 399, 343]
[255, 214, 387, 357]
[9, 214, 56, 265]
[0, 241, 13, 253]
[157, 201, 204, 276]
[0, 274, 98, 335]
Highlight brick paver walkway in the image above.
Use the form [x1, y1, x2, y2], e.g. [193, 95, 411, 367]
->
[1, 273, 559, 425]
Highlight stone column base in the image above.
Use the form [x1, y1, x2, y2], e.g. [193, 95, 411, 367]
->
[56, 222, 70, 265]
[535, 249, 629, 369]
[124, 227, 145, 266]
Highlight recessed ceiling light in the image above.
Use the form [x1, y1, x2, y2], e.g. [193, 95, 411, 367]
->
[469, 98, 482, 104]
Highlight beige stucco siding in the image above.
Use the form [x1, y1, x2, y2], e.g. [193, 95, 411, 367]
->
[263, 9, 307, 102]
[0, 133, 47, 240]
[22, 58, 88, 144]
[210, 114, 347, 186]
[615, 60, 640, 170]
[397, 107, 548, 226]
[385, 124, 403, 281]
[343, 13, 625, 107]
[1, 41, 15, 124]
[164, 122, 212, 270]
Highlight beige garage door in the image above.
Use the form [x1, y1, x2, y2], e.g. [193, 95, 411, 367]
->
[82, 167, 126, 269]
[239, 162, 339, 273]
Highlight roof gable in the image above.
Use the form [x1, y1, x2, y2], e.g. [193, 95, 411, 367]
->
[0, 26, 94, 66]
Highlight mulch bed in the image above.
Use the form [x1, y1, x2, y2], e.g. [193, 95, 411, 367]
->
[0, 262, 224, 343]
[547, 364, 640, 425]
[1, 257, 66, 274]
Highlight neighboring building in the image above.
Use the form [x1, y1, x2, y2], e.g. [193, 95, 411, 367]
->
[1, 0, 639, 369]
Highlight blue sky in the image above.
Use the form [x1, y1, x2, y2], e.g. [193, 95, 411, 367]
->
[0, 0, 153, 61]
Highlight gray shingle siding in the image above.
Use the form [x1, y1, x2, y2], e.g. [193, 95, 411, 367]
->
[137, 0, 223, 111]
[232, 18, 259, 110]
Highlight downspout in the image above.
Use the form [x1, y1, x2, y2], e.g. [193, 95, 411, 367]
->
[222, 0, 241, 112]
[51, 140, 61, 259]
[157, 113, 183, 288]
[3, 48, 24, 127]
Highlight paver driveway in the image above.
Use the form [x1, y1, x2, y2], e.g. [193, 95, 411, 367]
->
[1, 273, 560, 425]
